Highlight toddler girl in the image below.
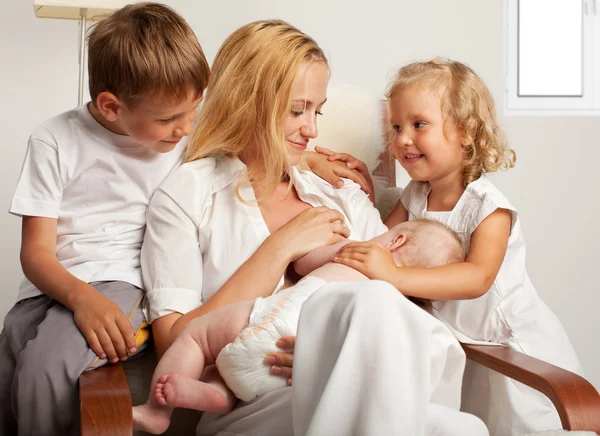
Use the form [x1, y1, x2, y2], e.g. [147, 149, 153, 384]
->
[334, 58, 583, 436]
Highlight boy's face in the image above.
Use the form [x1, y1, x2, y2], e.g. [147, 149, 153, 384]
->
[389, 86, 465, 184]
[112, 91, 202, 153]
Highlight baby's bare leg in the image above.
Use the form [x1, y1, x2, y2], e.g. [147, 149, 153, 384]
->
[132, 300, 254, 434]
[200, 364, 238, 414]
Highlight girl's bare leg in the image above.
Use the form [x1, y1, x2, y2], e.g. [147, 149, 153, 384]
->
[132, 300, 254, 434]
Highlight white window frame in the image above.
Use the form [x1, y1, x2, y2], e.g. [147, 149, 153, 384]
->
[505, 0, 600, 116]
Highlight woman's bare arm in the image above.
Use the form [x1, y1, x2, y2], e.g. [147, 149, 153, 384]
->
[152, 206, 350, 357]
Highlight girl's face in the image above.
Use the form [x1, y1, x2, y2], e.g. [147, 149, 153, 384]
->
[285, 61, 329, 166]
[389, 86, 466, 185]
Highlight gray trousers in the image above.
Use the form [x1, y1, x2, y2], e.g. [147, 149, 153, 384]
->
[0, 281, 146, 436]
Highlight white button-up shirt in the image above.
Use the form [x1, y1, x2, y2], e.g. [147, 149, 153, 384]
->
[141, 156, 387, 322]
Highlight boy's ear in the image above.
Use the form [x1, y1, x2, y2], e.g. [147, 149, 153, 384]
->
[95, 92, 122, 122]
[388, 233, 407, 252]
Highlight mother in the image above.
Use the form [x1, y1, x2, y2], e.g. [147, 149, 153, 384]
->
[141, 19, 477, 436]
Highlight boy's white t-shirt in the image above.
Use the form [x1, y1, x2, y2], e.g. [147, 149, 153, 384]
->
[9, 104, 186, 301]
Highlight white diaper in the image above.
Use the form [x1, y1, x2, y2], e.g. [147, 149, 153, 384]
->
[215, 275, 327, 401]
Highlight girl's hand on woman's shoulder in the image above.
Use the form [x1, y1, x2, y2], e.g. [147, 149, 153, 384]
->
[305, 146, 374, 203]
[265, 336, 295, 385]
[269, 206, 350, 262]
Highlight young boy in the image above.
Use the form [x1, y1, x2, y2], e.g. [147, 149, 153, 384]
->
[132, 219, 465, 435]
[0, 3, 210, 435]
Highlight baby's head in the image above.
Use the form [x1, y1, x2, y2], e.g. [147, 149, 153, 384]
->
[381, 219, 465, 268]
[386, 58, 515, 185]
[87, 2, 210, 152]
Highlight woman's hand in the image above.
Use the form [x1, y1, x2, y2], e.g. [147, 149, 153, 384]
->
[305, 147, 374, 203]
[265, 336, 295, 386]
[271, 206, 350, 262]
[313, 146, 375, 203]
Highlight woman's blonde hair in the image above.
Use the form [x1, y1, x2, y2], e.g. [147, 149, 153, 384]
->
[184, 20, 328, 199]
[386, 58, 515, 185]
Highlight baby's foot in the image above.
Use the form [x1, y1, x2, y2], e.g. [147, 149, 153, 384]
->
[155, 373, 230, 413]
[132, 402, 172, 435]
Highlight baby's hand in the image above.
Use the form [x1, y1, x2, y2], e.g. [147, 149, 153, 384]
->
[334, 242, 398, 282]
[265, 336, 295, 386]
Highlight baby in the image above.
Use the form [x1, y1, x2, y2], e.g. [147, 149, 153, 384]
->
[133, 219, 464, 434]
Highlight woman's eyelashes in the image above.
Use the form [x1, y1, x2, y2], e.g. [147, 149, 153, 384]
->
[290, 109, 324, 117]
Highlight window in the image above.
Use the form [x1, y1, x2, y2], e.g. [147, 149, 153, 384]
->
[505, 0, 600, 115]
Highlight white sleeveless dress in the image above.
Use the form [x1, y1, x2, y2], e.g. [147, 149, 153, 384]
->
[400, 174, 583, 436]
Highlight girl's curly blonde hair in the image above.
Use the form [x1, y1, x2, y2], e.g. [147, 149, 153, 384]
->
[386, 58, 515, 185]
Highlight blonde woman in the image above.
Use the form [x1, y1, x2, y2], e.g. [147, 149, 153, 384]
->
[141, 22, 481, 436]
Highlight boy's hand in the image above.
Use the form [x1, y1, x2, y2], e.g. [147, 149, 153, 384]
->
[334, 242, 398, 282]
[265, 336, 295, 386]
[71, 284, 137, 363]
[305, 147, 374, 203]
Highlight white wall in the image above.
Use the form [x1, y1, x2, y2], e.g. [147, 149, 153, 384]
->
[1, 0, 598, 390]
[0, 0, 84, 320]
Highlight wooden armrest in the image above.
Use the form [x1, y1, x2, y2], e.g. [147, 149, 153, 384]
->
[78, 342, 600, 434]
[462, 343, 600, 433]
[80, 363, 133, 436]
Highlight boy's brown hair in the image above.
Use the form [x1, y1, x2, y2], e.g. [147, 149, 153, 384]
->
[87, 2, 210, 106]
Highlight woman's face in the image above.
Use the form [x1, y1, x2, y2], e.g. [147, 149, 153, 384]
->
[285, 61, 329, 166]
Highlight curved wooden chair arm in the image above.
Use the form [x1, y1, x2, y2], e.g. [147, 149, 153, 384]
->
[79, 346, 600, 435]
[80, 363, 133, 436]
[462, 343, 600, 433]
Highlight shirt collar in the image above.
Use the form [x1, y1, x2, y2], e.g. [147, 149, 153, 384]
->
[292, 166, 336, 198]
[212, 156, 247, 193]
[211, 157, 332, 198]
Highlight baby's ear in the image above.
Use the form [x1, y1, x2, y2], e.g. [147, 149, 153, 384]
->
[388, 234, 407, 251]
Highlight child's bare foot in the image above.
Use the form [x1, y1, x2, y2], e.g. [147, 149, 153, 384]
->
[132, 402, 172, 435]
[155, 373, 231, 413]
